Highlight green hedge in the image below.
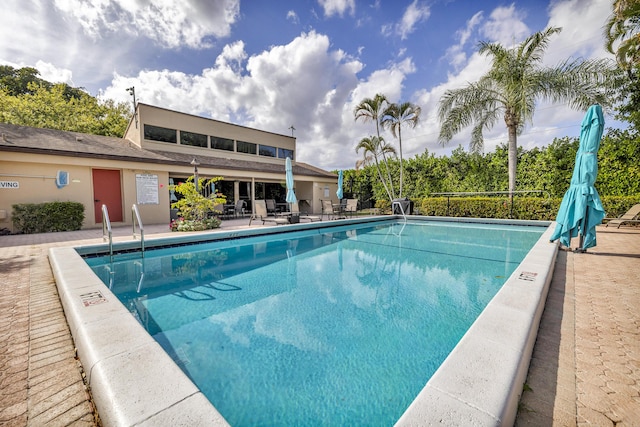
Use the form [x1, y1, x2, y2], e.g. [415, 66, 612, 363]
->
[12, 201, 85, 234]
[414, 195, 640, 221]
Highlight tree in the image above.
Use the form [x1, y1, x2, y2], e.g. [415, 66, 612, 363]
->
[0, 65, 87, 99]
[0, 82, 130, 137]
[381, 101, 421, 198]
[354, 94, 396, 197]
[438, 26, 616, 196]
[0, 66, 43, 96]
[355, 135, 397, 201]
[604, 0, 640, 74]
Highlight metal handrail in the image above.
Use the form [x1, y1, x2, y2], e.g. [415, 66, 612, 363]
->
[430, 190, 551, 217]
[132, 204, 145, 256]
[392, 201, 407, 223]
[430, 190, 550, 198]
[101, 205, 113, 258]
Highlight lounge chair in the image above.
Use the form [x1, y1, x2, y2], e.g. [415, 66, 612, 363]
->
[290, 202, 322, 222]
[249, 200, 289, 226]
[605, 204, 640, 228]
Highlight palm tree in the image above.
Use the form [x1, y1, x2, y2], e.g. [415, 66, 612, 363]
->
[354, 94, 396, 197]
[356, 135, 397, 201]
[381, 102, 421, 198]
[605, 0, 640, 74]
[438, 27, 616, 196]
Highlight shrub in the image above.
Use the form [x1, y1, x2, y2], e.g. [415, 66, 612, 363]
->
[169, 176, 226, 232]
[415, 195, 640, 221]
[170, 217, 221, 232]
[12, 201, 85, 233]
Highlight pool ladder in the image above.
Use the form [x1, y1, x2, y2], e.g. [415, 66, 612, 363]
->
[132, 204, 145, 256]
[391, 201, 407, 223]
[390, 201, 407, 237]
[101, 205, 113, 259]
[101, 204, 146, 259]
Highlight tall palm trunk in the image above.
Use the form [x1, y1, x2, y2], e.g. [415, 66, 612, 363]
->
[398, 126, 403, 198]
[376, 120, 396, 198]
[507, 125, 518, 199]
[373, 154, 394, 201]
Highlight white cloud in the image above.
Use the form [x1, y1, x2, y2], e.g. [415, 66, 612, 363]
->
[286, 10, 299, 24]
[35, 61, 75, 85]
[479, 4, 530, 46]
[444, 11, 484, 71]
[318, 0, 355, 18]
[380, 23, 393, 38]
[52, 0, 240, 48]
[397, 0, 430, 40]
[0, 0, 241, 93]
[544, 0, 613, 64]
[381, 0, 430, 41]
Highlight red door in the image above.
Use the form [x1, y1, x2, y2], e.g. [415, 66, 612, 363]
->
[93, 169, 123, 223]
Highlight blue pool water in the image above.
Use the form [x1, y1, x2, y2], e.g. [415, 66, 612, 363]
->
[85, 220, 544, 426]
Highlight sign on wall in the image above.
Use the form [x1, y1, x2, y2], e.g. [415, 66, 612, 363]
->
[56, 171, 69, 189]
[135, 174, 159, 205]
[0, 181, 19, 189]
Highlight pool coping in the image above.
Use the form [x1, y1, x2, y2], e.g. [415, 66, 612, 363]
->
[49, 216, 557, 426]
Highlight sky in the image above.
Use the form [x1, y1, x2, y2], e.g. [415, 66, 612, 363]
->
[0, 0, 618, 171]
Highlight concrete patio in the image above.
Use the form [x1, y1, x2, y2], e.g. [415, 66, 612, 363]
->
[1, 219, 638, 426]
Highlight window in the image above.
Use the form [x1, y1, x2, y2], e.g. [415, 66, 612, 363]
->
[237, 140, 257, 155]
[211, 136, 234, 151]
[259, 145, 277, 157]
[278, 148, 294, 159]
[180, 131, 207, 147]
[144, 124, 177, 143]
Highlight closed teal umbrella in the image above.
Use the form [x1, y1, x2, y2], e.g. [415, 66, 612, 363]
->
[285, 157, 297, 204]
[336, 170, 344, 200]
[550, 105, 605, 251]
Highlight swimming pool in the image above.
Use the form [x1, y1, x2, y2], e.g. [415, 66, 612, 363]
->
[49, 216, 558, 426]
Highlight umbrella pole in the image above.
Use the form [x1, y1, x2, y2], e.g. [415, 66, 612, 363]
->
[576, 207, 589, 253]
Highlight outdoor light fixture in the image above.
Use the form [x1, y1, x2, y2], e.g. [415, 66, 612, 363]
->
[191, 158, 200, 192]
[126, 86, 138, 128]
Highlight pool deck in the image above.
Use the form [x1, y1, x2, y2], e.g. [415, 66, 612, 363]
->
[1, 218, 638, 426]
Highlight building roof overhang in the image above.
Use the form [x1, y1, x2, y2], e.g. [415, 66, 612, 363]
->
[0, 123, 336, 179]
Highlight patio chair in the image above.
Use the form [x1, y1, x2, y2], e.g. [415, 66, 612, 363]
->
[223, 203, 236, 219]
[265, 199, 279, 215]
[605, 203, 640, 228]
[321, 200, 339, 220]
[210, 203, 225, 219]
[230, 199, 246, 218]
[344, 199, 358, 217]
[249, 200, 289, 226]
[290, 202, 322, 222]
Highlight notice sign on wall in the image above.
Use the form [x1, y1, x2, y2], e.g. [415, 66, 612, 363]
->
[135, 174, 159, 205]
